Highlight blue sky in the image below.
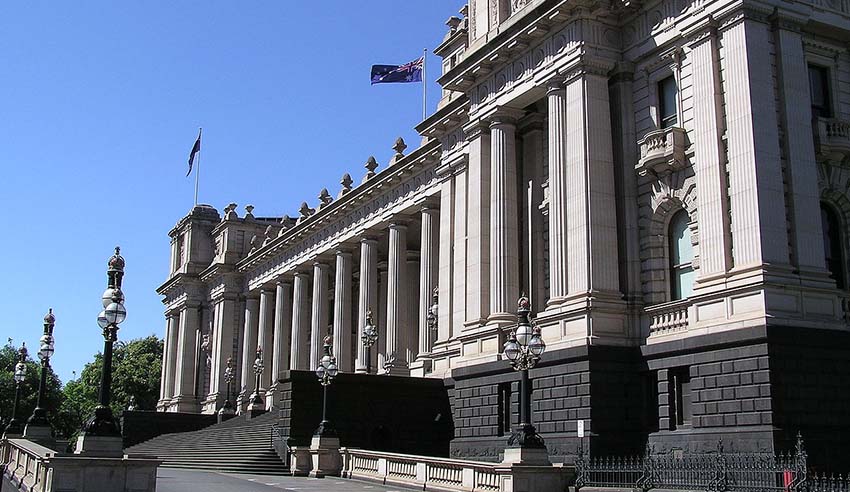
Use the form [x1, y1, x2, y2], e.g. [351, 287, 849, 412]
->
[0, 1, 466, 383]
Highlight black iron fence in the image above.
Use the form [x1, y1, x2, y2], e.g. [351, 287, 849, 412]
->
[575, 434, 847, 492]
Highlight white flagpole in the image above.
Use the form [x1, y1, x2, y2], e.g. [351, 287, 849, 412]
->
[194, 128, 202, 207]
[422, 48, 427, 121]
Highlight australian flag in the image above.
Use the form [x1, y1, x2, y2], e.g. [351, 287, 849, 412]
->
[370, 56, 424, 85]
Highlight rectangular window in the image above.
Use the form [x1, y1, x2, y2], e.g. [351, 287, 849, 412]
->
[669, 367, 692, 429]
[658, 76, 678, 129]
[497, 383, 512, 436]
[809, 65, 832, 120]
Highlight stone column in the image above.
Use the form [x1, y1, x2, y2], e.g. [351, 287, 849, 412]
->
[546, 81, 569, 306]
[774, 18, 827, 279]
[721, 17, 789, 268]
[689, 27, 733, 282]
[290, 272, 311, 370]
[563, 62, 621, 297]
[489, 111, 522, 323]
[333, 250, 353, 372]
[207, 296, 237, 410]
[310, 262, 330, 371]
[356, 237, 379, 373]
[270, 280, 293, 394]
[238, 296, 260, 411]
[377, 263, 389, 372]
[385, 222, 409, 375]
[438, 178, 454, 344]
[464, 122, 490, 326]
[418, 206, 439, 356]
[159, 312, 179, 409]
[256, 288, 276, 392]
[173, 303, 200, 412]
[406, 251, 420, 365]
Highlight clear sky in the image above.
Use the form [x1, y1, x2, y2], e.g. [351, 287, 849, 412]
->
[0, 1, 466, 383]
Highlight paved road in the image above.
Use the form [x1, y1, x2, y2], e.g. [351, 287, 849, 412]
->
[156, 468, 419, 492]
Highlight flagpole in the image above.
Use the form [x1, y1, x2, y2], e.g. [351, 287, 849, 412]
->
[422, 48, 427, 121]
[194, 128, 202, 207]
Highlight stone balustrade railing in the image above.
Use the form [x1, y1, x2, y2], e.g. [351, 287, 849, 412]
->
[646, 299, 691, 336]
[816, 116, 850, 161]
[1, 437, 160, 492]
[2, 438, 53, 492]
[341, 448, 500, 491]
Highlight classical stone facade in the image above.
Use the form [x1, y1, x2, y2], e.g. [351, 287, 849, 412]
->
[156, 0, 850, 468]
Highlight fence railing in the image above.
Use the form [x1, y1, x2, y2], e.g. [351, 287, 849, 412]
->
[1, 438, 54, 492]
[341, 448, 499, 492]
[575, 434, 847, 492]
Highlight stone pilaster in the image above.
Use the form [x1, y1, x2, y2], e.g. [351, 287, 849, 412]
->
[406, 251, 421, 365]
[489, 110, 522, 323]
[689, 27, 734, 284]
[333, 250, 354, 373]
[158, 312, 179, 410]
[257, 288, 276, 392]
[356, 237, 379, 373]
[205, 295, 237, 412]
[464, 121, 490, 327]
[546, 81, 569, 306]
[290, 272, 311, 371]
[269, 279, 293, 407]
[721, 16, 790, 270]
[237, 296, 260, 412]
[310, 262, 330, 371]
[385, 222, 409, 375]
[172, 304, 200, 412]
[438, 178, 455, 345]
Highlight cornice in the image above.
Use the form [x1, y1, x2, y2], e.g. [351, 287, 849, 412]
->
[416, 95, 470, 139]
[236, 139, 441, 273]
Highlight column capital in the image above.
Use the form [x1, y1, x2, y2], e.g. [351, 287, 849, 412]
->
[388, 220, 409, 230]
[335, 248, 354, 258]
[463, 119, 491, 140]
[519, 112, 547, 134]
[359, 234, 380, 245]
[559, 55, 614, 84]
[275, 276, 293, 287]
[486, 107, 525, 128]
[545, 76, 565, 94]
[293, 270, 310, 280]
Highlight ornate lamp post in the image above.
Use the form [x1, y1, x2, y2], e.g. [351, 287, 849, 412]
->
[76, 247, 127, 454]
[219, 357, 236, 416]
[4, 343, 28, 436]
[502, 295, 546, 454]
[23, 310, 56, 440]
[314, 336, 339, 437]
[247, 347, 265, 412]
[362, 310, 378, 375]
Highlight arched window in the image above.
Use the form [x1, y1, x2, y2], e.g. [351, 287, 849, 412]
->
[669, 210, 694, 300]
[821, 203, 845, 289]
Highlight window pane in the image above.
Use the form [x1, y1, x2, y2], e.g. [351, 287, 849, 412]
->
[659, 76, 678, 128]
[809, 65, 831, 119]
[822, 204, 845, 289]
[670, 211, 694, 300]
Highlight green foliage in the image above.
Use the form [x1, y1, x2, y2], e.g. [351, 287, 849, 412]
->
[56, 335, 163, 439]
[0, 342, 63, 432]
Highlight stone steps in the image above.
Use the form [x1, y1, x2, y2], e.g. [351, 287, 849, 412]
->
[125, 411, 288, 475]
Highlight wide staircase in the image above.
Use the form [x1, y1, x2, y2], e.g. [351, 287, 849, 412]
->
[125, 411, 288, 475]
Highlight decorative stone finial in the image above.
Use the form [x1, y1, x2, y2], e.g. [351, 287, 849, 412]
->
[249, 234, 260, 253]
[339, 173, 353, 198]
[389, 137, 407, 166]
[278, 215, 292, 237]
[446, 16, 462, 31]
[225, 203, 238, 220]
[244, 205, 255, 220]
[44, 308, 55, 325]
[362, 156, 378, 183]
[297, 202, 315, 224]
[262, 225, 276, 246]
[318, 188, 333, 210]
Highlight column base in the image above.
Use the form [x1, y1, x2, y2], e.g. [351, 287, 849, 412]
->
[488, 312, 516, 325]
[382, 363, 410, 377]
[265, 384, 280, 410]
[169, 395, 200, 413]
[201, 392, 223, 414]
[409, 357, 433, 377]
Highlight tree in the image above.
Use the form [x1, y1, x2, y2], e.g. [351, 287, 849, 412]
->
[0, 341, 63, 433]
[57, 335, 163, 439]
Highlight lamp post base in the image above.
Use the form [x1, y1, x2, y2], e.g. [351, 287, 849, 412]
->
[313, 420, 337, 438]
[75, 432, 124, 457]
[507, 423, 546, 449]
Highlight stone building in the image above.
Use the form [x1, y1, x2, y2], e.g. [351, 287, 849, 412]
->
[156, 0, 850, 466]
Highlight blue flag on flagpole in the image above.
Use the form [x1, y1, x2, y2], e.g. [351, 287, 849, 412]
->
[370, 56, 424, 85]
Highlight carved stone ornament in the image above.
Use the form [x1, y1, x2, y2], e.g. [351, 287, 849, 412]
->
[363, 156, 379, 183]
[224, 203, 238, 221]
[244, 204, 255, 220]
[637, 127, 688, 177]
[318, 188, 333, 210]
[339, 173, 354, 198]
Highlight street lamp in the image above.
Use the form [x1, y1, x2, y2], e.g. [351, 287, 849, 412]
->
[3, 343, 28, 436]
[362, 310, 378, 374]
[23, 309, 56, 441]
[219, 357, 236, 416]
[314, 336, 339, 437]
[248, 347, 265, 409]
[81, 247, 127, 439]
[502, 295, 546, 449]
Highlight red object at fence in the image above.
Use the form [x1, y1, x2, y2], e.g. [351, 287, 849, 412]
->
[783, 469, 794, 490]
